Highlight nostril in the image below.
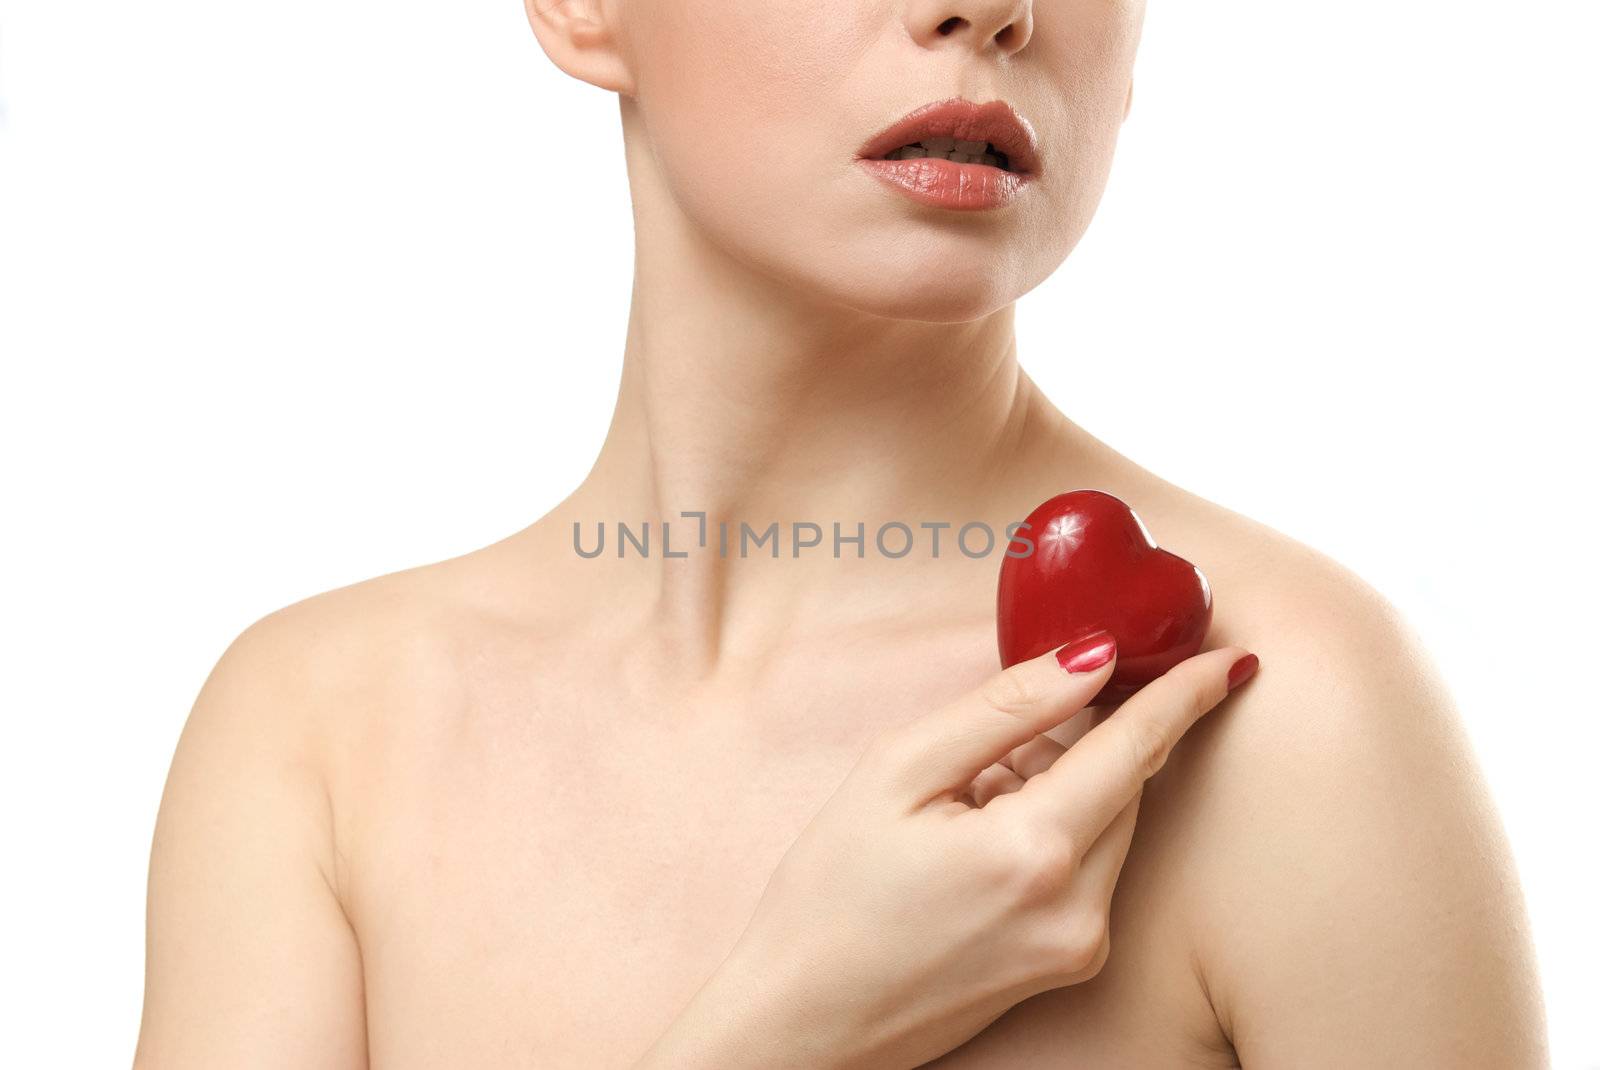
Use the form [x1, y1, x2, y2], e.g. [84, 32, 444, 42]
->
[936, 17, 964, 36]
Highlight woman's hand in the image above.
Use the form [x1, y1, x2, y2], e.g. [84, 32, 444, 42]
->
[635, 633, 1259, 1070]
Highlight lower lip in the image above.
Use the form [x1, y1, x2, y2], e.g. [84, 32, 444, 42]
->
[856, 156, 1031, 211]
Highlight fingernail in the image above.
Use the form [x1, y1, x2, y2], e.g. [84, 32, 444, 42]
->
[1057, 630, 1116, 674]
[1226, 653, 1259, 691]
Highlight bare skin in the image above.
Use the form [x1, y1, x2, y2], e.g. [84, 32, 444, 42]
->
[134, 364, 1547, 1066]
[136, 0, 1546, 1065]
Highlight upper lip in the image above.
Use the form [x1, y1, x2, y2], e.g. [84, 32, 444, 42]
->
[856, 97, 1041, 176]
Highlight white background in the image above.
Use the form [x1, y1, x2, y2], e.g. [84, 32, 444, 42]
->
[2, 0, 1597, 1065]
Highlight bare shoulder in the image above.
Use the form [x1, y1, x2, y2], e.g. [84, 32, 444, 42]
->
[139, 545, 530, 1067]
[1133, 492, 1548, 1067]
[172, 534, 563, 825]
[199, 560, 472, 746]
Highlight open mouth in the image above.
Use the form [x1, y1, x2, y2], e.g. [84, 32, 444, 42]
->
[855, 97, 1040, 210]
[875, 138, 1016, 173]
[856, 97, 1041, 179]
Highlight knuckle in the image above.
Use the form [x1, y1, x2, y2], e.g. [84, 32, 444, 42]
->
[1014, 851, 1075, 907]
[1124, 716, 1171, 780]
[1173, 657, 1226, 714]
[1003, 822, 1080, 904]
[1039, 911, 1110, 979]
[1080, 929, 1112, 980]
[981, 665, 1042, 715]
[1187, 665, 1225, 718]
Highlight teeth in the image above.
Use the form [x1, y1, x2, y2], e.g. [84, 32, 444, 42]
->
[882, 141, 1011, 170]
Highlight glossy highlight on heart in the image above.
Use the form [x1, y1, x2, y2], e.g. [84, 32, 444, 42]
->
[997, 490, 1213, 707]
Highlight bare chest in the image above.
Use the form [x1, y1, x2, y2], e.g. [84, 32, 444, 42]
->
[340, 668, 1227, 1068]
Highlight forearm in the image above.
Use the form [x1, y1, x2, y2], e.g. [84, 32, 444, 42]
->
[633, 947, 850, 1070]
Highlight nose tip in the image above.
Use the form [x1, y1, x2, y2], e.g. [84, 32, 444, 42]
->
[908, 0, 1034, 55]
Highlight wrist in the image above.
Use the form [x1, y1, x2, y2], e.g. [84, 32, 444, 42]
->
[633, 942, 853, 1070]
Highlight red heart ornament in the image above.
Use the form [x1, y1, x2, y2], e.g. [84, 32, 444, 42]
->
[997, 490, 1213, 707]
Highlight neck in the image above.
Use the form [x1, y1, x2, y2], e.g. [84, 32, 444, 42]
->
[549, 117, 1115, 673]
[590, 270, 1036, 532]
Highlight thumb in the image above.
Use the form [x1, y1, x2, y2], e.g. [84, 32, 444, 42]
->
[866, 630, 1119, 804]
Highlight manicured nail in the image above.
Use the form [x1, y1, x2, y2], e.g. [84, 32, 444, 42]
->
[1226, 652, 1259, 691]
[1057, 630, 1116, 674]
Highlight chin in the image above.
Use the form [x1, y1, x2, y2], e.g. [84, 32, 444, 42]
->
[813, 253, 1048, 323]
[844, 278, 1020, 322]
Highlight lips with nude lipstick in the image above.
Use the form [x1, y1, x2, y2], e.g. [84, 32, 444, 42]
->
[855, 97, 1041, 211]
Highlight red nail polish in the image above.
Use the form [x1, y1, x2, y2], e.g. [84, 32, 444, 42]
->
[1226, 653, 1259, 691]
[1057, 630, 1116, 674]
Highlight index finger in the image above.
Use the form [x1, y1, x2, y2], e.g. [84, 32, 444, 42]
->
[1012, 646, 1258, 847]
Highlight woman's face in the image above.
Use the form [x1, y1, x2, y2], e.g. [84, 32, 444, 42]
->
[614, 0, 1145, 321]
